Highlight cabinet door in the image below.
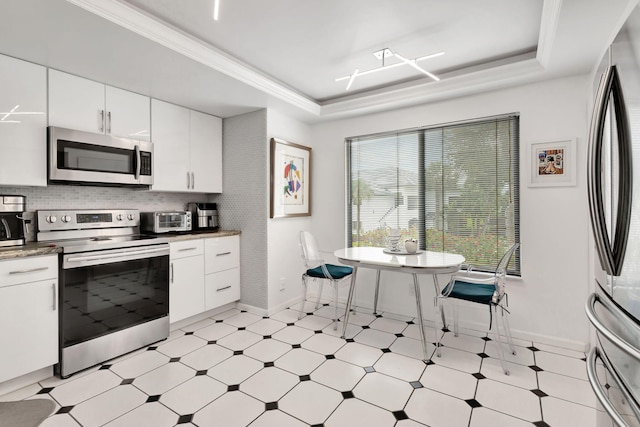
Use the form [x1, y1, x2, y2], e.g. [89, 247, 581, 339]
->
[105, 86, 150, 141]
[0, 54, 47, 186]
[151, 99, 191, 192]
[0, 279, 58, 383]
[48, 69, 105, 134]
[170, 255, 205, 323]
[190, 110, 222, 193]
[205, 268, 240, 310]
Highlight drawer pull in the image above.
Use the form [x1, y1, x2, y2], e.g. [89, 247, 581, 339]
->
[178, 247, 198, 252]
[216, 252, 232, 256]
[217, 285, 232, 292]
[9, 266, 49, 275]
[52, 283, 56, 311]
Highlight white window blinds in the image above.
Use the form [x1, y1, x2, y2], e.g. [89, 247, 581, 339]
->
[347, 115, 520, 274]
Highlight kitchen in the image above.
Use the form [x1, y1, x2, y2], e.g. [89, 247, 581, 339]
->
[0, 0, 638, 426]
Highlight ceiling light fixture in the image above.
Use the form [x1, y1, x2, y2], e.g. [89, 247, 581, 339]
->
[213, 0, 220, 20]
[336, 48, 443, 91]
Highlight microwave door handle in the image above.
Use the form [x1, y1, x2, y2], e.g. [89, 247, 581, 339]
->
[1, 218, 10, 239]
[134, 145, 141, 180]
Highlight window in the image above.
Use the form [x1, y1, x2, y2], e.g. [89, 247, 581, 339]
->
[347, 115, 520, 275]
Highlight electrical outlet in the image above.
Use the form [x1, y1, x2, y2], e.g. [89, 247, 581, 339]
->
[279, 277, 286, 291]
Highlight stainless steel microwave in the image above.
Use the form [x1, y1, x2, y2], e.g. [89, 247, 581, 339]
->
[48, 126, 153, 187]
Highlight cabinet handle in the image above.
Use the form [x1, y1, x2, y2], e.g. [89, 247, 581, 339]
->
[191, 172, 195, 189]
[216, 252, 231, 257]
[187, 172, 191, 189]
[52, 283, 56, 311]
[171, 263, 174, 283]
[178, 247, 197, 252]
[9, 266, 48, 275]
[99, 109, 105, 132]
[107, 111, 112, 133]
[217, 285, 232, 292]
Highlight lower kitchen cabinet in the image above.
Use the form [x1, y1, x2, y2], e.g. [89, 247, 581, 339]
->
[0, 255, 58, 383]
[204, 235, 240, 310]
[169, 240, 204, 323]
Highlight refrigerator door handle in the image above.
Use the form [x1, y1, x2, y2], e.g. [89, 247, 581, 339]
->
[587, 64, 633, 277]
[586, 292, 640, 361]
[587, 346, 638, 427]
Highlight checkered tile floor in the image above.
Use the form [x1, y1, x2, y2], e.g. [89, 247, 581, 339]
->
[1, 303, 603, 426]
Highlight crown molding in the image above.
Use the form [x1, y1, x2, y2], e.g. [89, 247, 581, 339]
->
[318, 58, 545, 120]
[66, 0, 322, 116]
[536, 0, 563, 68]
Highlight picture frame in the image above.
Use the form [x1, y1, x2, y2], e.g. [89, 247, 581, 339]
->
[270, 137, 312, 218]
[529, 139, 577, 187]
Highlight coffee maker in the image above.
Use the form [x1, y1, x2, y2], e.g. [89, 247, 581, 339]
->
[0, 195, 26, 247]
[187, 202, 219, 231]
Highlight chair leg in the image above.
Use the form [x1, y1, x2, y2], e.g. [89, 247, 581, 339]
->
[298, 275, 308, 320]
[333, 280, 339, 331]
[500, 306, 517, 355]
[315, 279, 324, 309]
[434, 296, 443, 358]
[453, 301, 460, 337]
[491, 304, 510, 375]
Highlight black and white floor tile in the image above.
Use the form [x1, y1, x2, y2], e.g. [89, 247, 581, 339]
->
[1, 302, 604, 426]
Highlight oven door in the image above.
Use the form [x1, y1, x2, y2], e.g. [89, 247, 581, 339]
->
[58, 244, 169, 376]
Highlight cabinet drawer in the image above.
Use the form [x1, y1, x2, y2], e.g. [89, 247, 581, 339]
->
[205, 268, 240, 310]
[205, 236, 239, 274]
[170, 239, 204, 259]
[0, 255, 57, 288]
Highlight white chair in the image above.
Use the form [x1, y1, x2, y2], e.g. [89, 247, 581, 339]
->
[298, 231, 353, 330]
[436, 243, 520, 375]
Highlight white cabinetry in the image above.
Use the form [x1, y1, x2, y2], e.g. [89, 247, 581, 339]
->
[0, 54, 47, 187]
[205, 235, 240, 309]
[169, 240, 204, 323]
[0, 255, 58, 383]
[151, 99, 222, 193]
[48, 69, 150, 141]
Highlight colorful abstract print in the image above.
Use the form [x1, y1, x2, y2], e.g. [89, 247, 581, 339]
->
[283, 155, 304, 205]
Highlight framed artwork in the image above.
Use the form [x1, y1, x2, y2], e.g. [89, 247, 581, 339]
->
[529, 139, 577, 187]
[270, 137, 312, 218]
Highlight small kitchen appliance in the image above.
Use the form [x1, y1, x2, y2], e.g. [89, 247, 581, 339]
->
[140, 211, 192, 233]
[187, 202, 219, 231]
[0, 195, 26, 247]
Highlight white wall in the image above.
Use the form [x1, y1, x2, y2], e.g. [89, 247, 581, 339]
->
[310, 75, 592, 350]
[266, 109, 313, 313]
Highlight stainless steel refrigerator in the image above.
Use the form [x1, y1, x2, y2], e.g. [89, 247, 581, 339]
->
[587, 4, 640, 426]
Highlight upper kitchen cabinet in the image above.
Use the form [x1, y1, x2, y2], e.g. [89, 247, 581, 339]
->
[151, 99, 222, 193]
[48, 69, 150, 141]
[0, 54, 47, 187]
[190, 110, 222, 193]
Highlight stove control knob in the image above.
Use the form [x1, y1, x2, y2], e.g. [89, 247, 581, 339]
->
[116, 214, 124, 221]
[61, 215, 72, 223]
[127, 213, 135, 221]
[46, 215, 57, 223]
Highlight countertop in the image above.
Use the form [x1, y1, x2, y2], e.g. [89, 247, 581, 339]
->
[0, 230, 241, 261]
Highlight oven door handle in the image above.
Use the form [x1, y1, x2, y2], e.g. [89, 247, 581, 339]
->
[66, 246, 169, 264]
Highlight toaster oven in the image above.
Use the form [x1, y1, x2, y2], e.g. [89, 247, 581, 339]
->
[140, 211, 191, 233]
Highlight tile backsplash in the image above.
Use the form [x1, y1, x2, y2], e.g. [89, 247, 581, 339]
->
[0, 185, 207, 241]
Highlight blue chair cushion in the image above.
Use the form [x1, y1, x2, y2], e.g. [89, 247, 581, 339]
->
[306, 264, 353, 280]
[442, 280, 496, 305]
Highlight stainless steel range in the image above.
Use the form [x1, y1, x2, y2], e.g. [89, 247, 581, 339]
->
[37, 209, 170, 378]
